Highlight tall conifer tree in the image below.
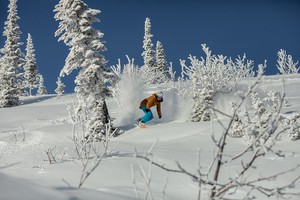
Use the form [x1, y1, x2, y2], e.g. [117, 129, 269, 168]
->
[155, 41, 168, 83]
[54, 0, 115, 139]
[37, 74, 47, 95]
[0, 0, 23, 107]
[140, 17, 156, 84]
[24, 33, 38, 96]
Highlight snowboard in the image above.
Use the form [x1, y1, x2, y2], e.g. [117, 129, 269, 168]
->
[139, 124, 147, 128]
[134, 121, 147, 128]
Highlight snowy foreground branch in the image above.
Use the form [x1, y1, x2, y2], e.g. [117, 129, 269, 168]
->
[69, 121, 118, 188]
[64, 99, 118, 188]
[277, 49, 299, 74]
[134, 71, 300, 199]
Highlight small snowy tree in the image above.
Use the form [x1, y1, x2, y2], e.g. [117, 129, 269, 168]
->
[55, 77, 65, 97]
[191, 76, 214, 122]
[24, 33, 38, 96]
[0, 0, 24, 107]
[54, 0, 116, 139]
[140, 17, 156, 84]
[277, 49, 299, 74]
[229, 90, 276, 143]
[37, 74, 47, 95]
[155, 41, 169, 83]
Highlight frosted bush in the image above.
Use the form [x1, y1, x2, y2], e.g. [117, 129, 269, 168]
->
[179, 44, 254, 122]
[181, 44, 254, 97]
[286, 113, 300, 141]
[229, 85, 300, 143]
[277, 49, 299, 74]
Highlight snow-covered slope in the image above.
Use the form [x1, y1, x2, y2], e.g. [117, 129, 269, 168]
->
[0, 75, 300, 200]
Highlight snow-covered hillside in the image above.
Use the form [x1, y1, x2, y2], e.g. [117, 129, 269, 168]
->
[0, 75, 300, 200]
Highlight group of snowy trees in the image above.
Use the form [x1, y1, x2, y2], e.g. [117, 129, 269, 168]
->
[176, 44, 300, 124]
[0, 0, 47, 108]
[1, 0, 299, 198]
[140, 17, 172, 84]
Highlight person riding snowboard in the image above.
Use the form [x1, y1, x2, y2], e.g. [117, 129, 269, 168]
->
[136, 91, 163, 127]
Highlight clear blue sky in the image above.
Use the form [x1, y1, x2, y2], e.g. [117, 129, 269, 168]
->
[1, 0, 300, 93]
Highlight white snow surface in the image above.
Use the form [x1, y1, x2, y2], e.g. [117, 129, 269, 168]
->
[0, 75, 300, 200]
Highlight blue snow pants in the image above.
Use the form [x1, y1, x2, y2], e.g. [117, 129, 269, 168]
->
[140, 106, 153, 123]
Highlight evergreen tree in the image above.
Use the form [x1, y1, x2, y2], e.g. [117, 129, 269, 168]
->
[0, 58, 19, 107]
[55, 77, 65, 97]
[54, 0, 115, 139]
[0, 0, 23, 107]
[37, 74, 47, 95]
[17, 79, 26, 96]
[140, 17, 156, 84]
[191, 76, 214, 122]
[155, 41, 168, 83]
[24, 33, 38, 96]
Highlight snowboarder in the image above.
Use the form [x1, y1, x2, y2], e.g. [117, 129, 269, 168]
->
[136, 91, 163, 127]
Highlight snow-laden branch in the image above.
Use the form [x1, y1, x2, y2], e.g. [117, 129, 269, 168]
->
[277, 49, 299, 74]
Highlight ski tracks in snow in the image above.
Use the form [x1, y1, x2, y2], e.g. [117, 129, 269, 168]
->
[114, 121, 211, 144]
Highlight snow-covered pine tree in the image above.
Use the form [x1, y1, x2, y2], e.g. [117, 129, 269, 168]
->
[54, 0, 115, 139]
[191, 76, 214, 122]
[140, 17, 156, 84]
[277, 49, 299, 74]
[55, 77, 65, 97]
[0, 0, 23, 107]
[155, 41, 168, 83]
[37, 74, 47, 95]
[0, 58, 19, 107]
[24, 33, 38, 96]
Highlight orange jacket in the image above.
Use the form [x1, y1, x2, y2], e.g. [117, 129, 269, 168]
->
[140, 94, 162, 117]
